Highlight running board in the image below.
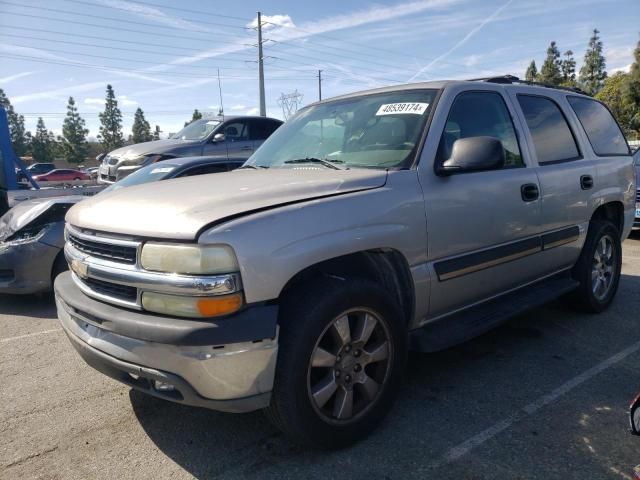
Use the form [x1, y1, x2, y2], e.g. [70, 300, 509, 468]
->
[410, 273, 579, 352]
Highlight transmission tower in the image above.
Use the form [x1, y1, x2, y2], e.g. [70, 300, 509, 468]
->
[277, 90, 304, 120]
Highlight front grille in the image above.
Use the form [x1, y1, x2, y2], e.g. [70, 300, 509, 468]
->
[82, 277, 138, 302]
[69, 233, 137, 264]
[636, 189, 640, 202]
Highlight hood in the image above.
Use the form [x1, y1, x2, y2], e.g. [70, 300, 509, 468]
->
[108, 138, 200, 159]
[66, 168, 388, 240]
[0, 196, 83, 241]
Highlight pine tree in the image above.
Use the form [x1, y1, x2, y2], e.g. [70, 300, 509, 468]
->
[525, 60, 538, 82]
[539, 41, 562, 85]
[579, 29, 607, 95]
[31, 117, 57, 162]
[131, 107, 152, 143]
[62, 97, 89, 164]
[152, 125, 161, 140]
[561, 50, 577, 86]
[184, 109, 202, 126]
[98, 84, 124, 152]
[0, 88, 29, 156]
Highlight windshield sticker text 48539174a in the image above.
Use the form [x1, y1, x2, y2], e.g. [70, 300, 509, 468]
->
[376, 102, 429, 116]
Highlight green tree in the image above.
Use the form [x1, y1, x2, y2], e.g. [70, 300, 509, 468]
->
[579, 29, 607, 95]
[560, 50, 577, 86]
[131, 107, 152, 143]
[61, 97, 89, 164]
[595, 72, 634, 136]
[31, 117, 57, 162]
[539, 41, 562, 85]
[0, 88, 29, 157]
[98, 84, 124, 152]
[525, 60, 538, 82]
[184, 109, 202, 126]
[624, 38, 640, 136]
[152, 125, 161, 140]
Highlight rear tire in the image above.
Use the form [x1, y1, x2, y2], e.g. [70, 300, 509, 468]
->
[569, 219, 622, 313]
[265, 277, 407, 449]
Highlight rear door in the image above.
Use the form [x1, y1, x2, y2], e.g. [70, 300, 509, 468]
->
[419, 85, 543, 317]
[509, 91, 599, 272]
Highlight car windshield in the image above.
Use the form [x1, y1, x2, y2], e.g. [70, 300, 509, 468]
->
[171, 119, 221, 141]
[246, 90, 438, 170]
[102, 163, 178, 193]
[634, 149, 640, 165]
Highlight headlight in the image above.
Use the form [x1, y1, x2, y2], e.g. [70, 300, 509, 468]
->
[142, 291, 243, 318]
[4, 223, 52, 245]
[140, 243, 238, 274]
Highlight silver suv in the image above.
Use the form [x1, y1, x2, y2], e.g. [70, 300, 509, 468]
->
[97, 116, 282, 183]
[55, 78, 636, 448]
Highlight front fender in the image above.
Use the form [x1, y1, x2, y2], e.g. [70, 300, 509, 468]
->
[198, 170, 428, 304]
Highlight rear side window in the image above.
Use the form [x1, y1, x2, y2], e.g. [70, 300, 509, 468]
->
[250, 119, 281, 140]
[517, 95, 580, 164]
[567, 96, 629, 156]
[437, 91, 523, 168]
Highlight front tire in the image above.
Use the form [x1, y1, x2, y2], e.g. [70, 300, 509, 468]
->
[266, 277, 407, 448]
[570, 219, 622, 313]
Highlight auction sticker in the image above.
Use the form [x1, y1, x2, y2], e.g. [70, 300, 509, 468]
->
[376, 102, 429, 115]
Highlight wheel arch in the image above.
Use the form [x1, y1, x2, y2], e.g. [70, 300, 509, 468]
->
[279, 249, 415, 326]
[590, 201, 624, 238]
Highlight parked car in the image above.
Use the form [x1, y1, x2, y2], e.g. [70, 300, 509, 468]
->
[17, 162, 56, 182]
[98, 116, 282, 184]
[55, 77, 635, 448]
[33, 169, 90, 182]
[0, 156, 243, 294]
[82, 167, 99, 180]
[634, 148, 640, 229]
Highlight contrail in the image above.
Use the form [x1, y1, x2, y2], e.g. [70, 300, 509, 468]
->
[408, 0, 515, 82]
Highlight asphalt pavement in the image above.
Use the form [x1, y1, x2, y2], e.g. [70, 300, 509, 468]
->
[1, 232, 640, 479]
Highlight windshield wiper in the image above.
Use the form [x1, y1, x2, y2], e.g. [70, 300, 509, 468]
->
[283, 157, 346, 170]
[238, 164, 268, 170]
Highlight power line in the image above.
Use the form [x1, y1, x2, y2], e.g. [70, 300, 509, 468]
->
[0, 54, 320, 80]
[61, 0, 251, 22]
[0, 1, 250, 31]
[0, 12, 252, 45]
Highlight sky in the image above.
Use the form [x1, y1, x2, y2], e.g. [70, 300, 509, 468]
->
[0, 0, 638, 139]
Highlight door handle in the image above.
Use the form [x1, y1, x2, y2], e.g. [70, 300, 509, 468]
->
[580, 175, 593, 190]
[521, 183, 539, 202]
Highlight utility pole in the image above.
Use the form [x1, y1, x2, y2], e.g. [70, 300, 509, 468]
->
[318, 70, 322, 101]
[257, 11, 266, 117]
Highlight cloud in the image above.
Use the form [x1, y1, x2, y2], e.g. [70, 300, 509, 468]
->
[0, 71, 35, 85]
[96, 0, 209, 32]
[117, 95, 138, 106]
[248, 14, 296, 30]
[84, 97, 104, 105]
[229, 104, 247, 111]
[408, 0, 514, 81]
[245, 107, 259, 116]
[12, 81, 106, 105]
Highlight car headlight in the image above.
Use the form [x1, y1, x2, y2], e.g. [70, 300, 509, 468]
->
[141, 291, 243, 318]
[140, 243, 239, 274]
[3, 223, 52, 245]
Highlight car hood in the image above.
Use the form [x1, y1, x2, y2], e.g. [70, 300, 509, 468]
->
[108, 138, 200, 159]
[0, 196, 84, 241]
[66, 168, 388, 240]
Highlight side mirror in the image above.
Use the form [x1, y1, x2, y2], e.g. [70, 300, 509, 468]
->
[631, 393, 640, 435]
[438, 136, 505, 175]
[212, 133, 225, 143]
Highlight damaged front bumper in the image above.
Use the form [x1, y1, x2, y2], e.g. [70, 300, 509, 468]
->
[54, 272, 279, 413]
[0, 240, 60, 294]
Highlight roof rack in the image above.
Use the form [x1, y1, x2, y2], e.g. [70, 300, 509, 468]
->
[467, 75, 588, 95]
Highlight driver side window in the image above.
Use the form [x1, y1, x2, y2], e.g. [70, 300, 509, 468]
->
[222, 121, 249, 142]
[437, 91, 523, 168]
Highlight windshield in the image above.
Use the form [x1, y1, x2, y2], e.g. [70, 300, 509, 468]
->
[102, 163, 178, 193]
[634, 149, 640, 165]
[171, 119, 221, 141]
[247, 90, 437, 170]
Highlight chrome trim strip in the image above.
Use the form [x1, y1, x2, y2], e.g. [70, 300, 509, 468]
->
[66, 224, 141, 248]
[71, 271, 141, 310]
[437, 246, 541, 281]
[65, 242, 240, 297]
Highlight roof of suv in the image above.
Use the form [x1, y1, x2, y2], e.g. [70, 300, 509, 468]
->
[310, 76, 590, 106]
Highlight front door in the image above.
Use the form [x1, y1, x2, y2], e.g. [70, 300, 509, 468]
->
[203, 120, 253, 158]
[419, 87, 543, 317]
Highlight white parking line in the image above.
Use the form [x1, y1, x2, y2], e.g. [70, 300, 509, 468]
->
[431, 339, 640, 469]
[0, 328, 60, 343]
